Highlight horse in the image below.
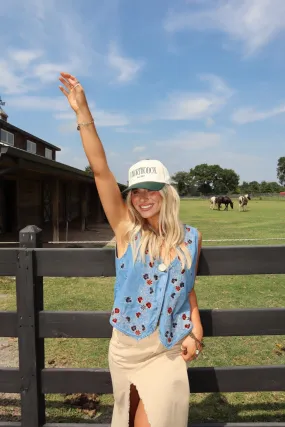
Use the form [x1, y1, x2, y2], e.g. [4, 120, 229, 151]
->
[216, 195, 234, 211]
[239, 194, 251, 211]
[210, 196, 217, 209]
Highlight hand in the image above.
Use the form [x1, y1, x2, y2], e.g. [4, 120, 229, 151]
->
[58, 72, 90, 115]
[180, 331, 203, 362]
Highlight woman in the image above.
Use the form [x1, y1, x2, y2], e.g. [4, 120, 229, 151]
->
[59, 72, 204, 427]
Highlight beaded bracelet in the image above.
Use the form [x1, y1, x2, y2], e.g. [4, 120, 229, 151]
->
[77, 118, 94, 131]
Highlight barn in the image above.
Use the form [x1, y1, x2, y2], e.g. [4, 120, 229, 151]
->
[0, 107, 125, 244]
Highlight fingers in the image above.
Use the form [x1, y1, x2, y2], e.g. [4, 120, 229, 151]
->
[59, 86, 69, 97]
[59, 76, 73, 91]
[60, 72, 79, 86]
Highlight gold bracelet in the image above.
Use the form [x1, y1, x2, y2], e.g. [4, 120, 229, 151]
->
[77, 118, 94, 131]
[189, 331, 205, 348]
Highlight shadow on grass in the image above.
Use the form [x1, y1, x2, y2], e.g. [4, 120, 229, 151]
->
[1, 393, 285, 424]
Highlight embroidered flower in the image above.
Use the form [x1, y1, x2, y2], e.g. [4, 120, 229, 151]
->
[131, 325, 136, 331]
[171, 278, 177, 283]
[114, 308, 120, 314]
[146, 302, 152, 309]
[181, 269, 185, 274]
[171, 293, 176, 299]
[185, 324, 191, 329]
[126, 316, 130, 322]
[186, 227, 190, 232]
[147, 279, 153, 285]
[188, 239, 192, 244]
[143, 274, 149, 280]
[175, 286, 181, 291]
[167, 307, 173, 314]
[136, 312, 141, 318]
[135, 330, 141, 336]
[149, 262, 154, 268]
[137, 296, 143, 303]
[154, 275, 158, 280]
[126, 297, 132, 303]
[182, 314, 187, 320]
[142, 325, 145, 331]
[149, 287, 154, 294]
[172, 322, 177, 328]
[180, 282, 185, 288]
[168, 337, 172, 343]
[112, 318, 117, 323]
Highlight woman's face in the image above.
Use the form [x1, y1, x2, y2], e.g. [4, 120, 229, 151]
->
[131, 188, 163, 220]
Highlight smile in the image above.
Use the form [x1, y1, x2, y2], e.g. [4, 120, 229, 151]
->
[140, 204, 154, 211]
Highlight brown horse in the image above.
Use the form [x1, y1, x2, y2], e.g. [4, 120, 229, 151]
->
[216, 196, 234, 211]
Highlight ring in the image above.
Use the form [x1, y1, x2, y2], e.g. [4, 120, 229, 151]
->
[73, 83, 80, 89]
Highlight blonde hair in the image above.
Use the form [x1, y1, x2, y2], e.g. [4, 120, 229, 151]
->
[125, 185, 192, 269]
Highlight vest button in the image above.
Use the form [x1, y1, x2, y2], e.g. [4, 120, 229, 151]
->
[158, 263, 167, 272]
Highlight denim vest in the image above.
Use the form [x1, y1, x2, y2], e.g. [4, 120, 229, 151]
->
[110, 225, 198, 349]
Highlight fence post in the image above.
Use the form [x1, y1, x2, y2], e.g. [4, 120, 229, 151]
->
[17, 225, 45, 427]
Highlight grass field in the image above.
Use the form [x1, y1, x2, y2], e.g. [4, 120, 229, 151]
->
[0, 198, 285, 424]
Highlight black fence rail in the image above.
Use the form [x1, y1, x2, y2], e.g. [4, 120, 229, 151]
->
[0, 225, 285, 427]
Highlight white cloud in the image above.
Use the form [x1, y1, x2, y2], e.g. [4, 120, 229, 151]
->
[95, 110, 130, 127]
[205, 117, 215, 127]
[133, 146, 146, 152]
[7, 96, 69, 112]
[9, 49, 43, 69]
[115, 128, 148, 134]
[156, 131, 222, 150]
[107, 42, 144, 83]
[232, 104, 285, 124]
[150, 74, 232, 121]
[164, 0, 285, 55]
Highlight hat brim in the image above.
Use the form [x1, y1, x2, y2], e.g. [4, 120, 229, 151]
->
[122, 182, 166, 194]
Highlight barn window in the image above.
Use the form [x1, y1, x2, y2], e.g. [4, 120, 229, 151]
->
[27, 140, 37, 154]
[45, 148, 53, 160]
[0, 129, 14, 146]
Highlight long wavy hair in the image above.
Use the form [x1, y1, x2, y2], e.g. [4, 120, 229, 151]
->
[125, 185, 192, 269]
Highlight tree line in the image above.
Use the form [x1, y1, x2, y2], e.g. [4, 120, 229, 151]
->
[85, 157, 285, 196]
[172, 157, 285, 196]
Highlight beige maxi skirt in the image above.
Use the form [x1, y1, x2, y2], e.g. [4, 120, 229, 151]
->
[108, 327, 190, 427]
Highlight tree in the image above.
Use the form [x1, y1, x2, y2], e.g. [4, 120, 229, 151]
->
[171, 171, 196, 196]
[277, 157, 285, 186]
[85, 165, 93, 175]
[189, 164, 239, 195]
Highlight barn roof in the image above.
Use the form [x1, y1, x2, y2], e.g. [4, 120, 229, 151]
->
[0, 118, 61, 151]
[0, 143, 126, 191]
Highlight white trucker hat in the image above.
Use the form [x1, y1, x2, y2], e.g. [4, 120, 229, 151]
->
[123, 159, 171, 193]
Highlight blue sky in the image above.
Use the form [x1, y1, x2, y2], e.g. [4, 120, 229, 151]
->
[1, 0, 285, 185]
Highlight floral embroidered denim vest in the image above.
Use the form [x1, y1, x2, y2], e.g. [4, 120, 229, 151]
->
[110, 225, 199, 349]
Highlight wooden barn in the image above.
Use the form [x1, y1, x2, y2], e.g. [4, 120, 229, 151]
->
[0, 107, 125, 243]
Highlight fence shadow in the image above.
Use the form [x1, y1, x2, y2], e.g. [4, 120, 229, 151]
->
[1, 393, 285, 424]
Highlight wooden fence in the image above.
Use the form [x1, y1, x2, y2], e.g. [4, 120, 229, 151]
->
[0, 225, 285, 427]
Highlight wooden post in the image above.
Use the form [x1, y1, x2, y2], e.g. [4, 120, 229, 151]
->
[17, 225, 45, 427]
[81, 184, 88, 231]
[0, 177, 4, 234]
[52, 179, 59, 242]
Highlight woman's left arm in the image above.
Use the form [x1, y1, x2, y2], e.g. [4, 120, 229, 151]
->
[181, 230, 203, 361]
[189, 230, 203, 339]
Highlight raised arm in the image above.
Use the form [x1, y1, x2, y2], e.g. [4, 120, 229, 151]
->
[59, 72, 128, 234]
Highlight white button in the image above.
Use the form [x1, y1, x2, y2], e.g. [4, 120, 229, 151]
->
[158, 263, 167, 272]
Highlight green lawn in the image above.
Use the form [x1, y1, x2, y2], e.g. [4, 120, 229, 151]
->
[180, 198, 285, 245]
[0, 198, 285, 424]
